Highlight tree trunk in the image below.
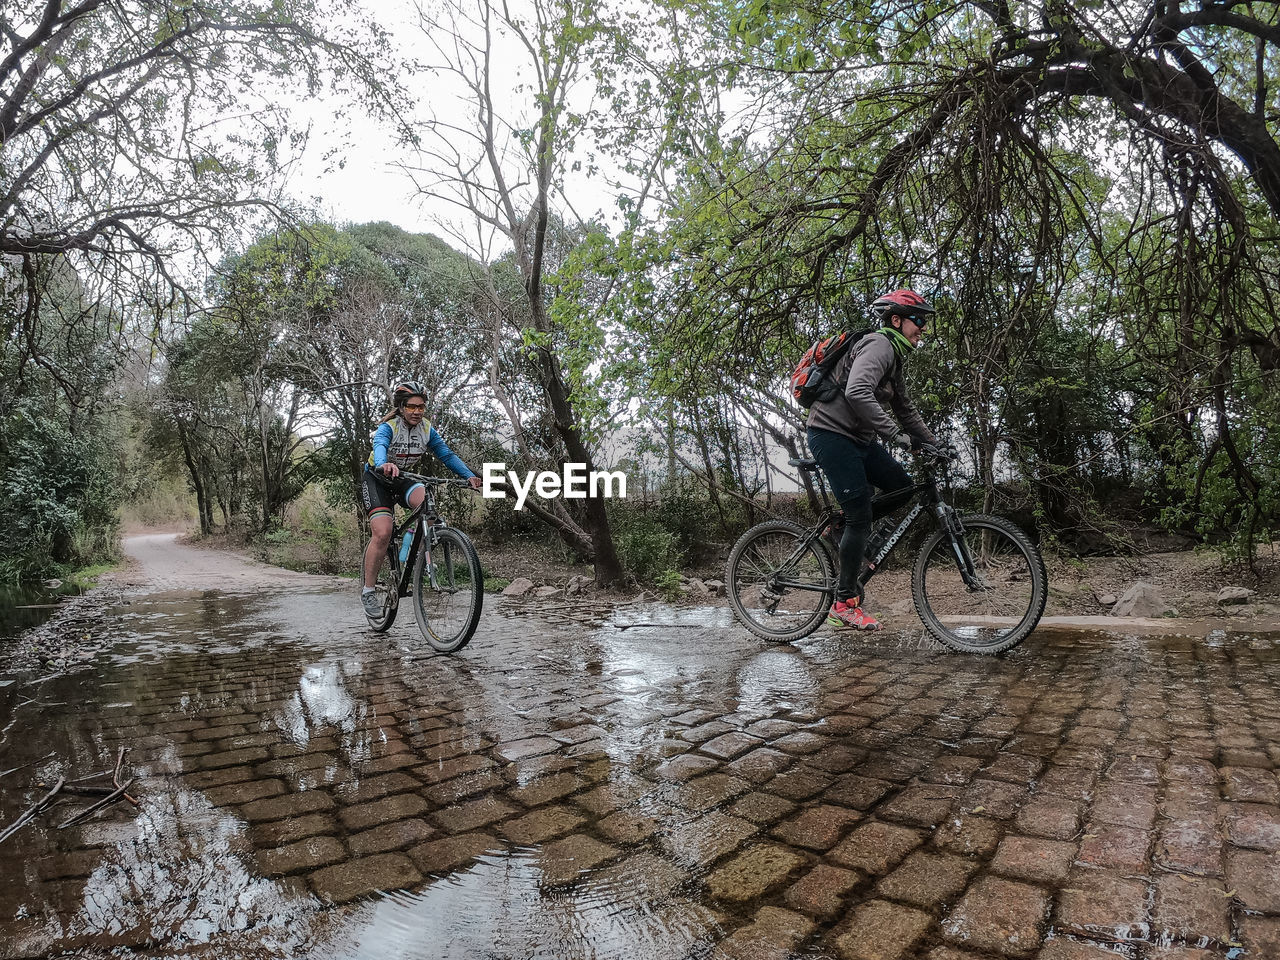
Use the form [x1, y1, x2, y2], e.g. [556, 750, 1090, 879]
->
[176, 420, 212, 535]
[529, 338, 624, 585]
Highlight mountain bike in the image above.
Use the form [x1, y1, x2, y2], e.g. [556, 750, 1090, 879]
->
[725, 449, 1047, 653]
[364, 473, 483, 653]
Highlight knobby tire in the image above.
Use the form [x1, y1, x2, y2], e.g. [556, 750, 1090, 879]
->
[413, 526, 483, 653]
[726, 519, 836, 642]
[911, 513, 1047, 654]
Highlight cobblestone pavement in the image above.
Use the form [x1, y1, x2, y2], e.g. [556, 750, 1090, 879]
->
[2, 574, 1280, 959]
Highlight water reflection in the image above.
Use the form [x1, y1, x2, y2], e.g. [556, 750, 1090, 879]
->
[320, 848, 724, 960]
[734, 648, 818, 717]
[0, 580, 85, 645]
[2, 781, 321, 958]
[5, 581, 1280, 959]
[284, 662, 361, 745]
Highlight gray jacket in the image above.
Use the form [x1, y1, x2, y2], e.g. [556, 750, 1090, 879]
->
[806, 330, 936, 446]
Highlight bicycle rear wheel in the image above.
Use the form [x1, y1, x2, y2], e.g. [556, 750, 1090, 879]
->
[413, 526, 483, 652]
[365, 545, 400, 632]
[726, 519, 835, 642]
[911, 513, 1046, 654]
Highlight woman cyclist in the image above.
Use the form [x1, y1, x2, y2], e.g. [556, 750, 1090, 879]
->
[361, 380, 483, 618]
[806, 289, 944, 632]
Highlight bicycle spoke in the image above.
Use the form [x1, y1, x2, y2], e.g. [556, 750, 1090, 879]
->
[414, 527, 483, 652]
[914, 516, 1045, 653]
[727, 521, 834, 642]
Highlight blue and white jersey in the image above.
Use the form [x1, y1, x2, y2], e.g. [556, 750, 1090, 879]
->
[366, 417, 475, 479]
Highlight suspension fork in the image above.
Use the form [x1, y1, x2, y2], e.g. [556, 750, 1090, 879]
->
[934, 499, 982, 588]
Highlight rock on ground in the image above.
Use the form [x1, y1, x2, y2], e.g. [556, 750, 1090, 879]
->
[502, 577, 535, 597]
[1217, 585, 1256, 606]
[1112, 581, 1174, 618]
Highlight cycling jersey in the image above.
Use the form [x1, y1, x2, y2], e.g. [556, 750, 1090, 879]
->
[365, 417, 475, 479]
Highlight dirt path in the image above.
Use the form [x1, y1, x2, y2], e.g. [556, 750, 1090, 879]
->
[113, 533, 347, 594]
[9, 535, 351, 671]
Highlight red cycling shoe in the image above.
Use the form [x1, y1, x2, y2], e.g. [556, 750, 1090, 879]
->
[826, 599, 881, 631]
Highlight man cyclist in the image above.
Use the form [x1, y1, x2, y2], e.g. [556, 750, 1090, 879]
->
[806, 289, 946, 631]
[361, 380, 483, 619]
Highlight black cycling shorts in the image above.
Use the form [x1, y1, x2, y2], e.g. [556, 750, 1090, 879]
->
[360, 469, 424, 520]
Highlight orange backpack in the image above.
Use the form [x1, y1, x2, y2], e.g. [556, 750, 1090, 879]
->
[789, 327, 874, 406]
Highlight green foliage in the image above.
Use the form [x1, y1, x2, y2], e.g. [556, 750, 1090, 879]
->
[655, 567, 683, 601]
[64, 563, 119, 590]
[257, 488, 361, 576]
[0, 402, 121, 578]
[476, 499, 546, 545]
[647, 480, 731, 552]
[612, 513, 684, 583]
[0, 253, 125, 580]
[600, 0, 1280, 556]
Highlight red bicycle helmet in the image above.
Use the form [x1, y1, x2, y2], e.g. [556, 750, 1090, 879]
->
[870, 289, 935, 325]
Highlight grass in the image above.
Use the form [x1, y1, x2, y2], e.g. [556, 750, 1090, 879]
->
[64, 561, 120, 589]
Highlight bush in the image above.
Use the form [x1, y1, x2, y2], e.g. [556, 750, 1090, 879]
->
[119, 475, 198, 530]
[0, 402, 121, 578]
[655, 567, 683, 601]
[649, 480, 730, 551]
[259, 486, 361, 575]
[475, 497, 544, 545]
[614, 514, 684, 583]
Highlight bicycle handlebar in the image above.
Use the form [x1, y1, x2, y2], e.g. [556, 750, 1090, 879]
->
[397, 471, 474, 488]
[915, 444, 960, 465]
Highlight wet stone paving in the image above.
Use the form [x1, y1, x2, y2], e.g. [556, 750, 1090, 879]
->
[3, 581, 1280, 959]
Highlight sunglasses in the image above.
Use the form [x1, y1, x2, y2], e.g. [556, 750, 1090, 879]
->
[403, 402, 427, 412]
[903, 314, 929, 329]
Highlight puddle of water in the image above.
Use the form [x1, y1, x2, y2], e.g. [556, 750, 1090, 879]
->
[4, 582, 1280, 958]
[318, 848, 724, 960]
[0, 580, 85, 644]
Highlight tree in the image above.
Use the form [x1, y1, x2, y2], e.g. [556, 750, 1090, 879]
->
[0, 252, 121, 574]
[612, 0, 1280, 551]
[1, 0, 401, 565]
[276, 222, 489, 512]
[1, 0, 397, 263]
[164, 221, 490, 530]
[407, 0, 627, 584]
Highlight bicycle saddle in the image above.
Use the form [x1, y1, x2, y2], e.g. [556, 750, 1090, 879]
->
[788, 457, 820, 472]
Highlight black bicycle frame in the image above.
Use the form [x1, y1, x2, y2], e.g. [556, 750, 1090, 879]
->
[385, 476, 456, 598]
[778, 460, 982, 597]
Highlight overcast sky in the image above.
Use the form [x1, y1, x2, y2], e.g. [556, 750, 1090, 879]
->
[282, 0, 629, 251]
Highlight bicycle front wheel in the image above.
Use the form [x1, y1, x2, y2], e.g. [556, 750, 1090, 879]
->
[726, 519, 835, 642]
[365, 545, 400, 633]
[911, 513, 1046, 654]
[413, 526, 483, 653]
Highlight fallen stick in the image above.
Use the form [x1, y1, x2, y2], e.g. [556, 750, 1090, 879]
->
[56, 778, 136, 829]
[0, 777, 65, 844]
[611, 622, 703, 631]
[45, 784, 120, 797]
[112, 747, 140, 808]
[0, 752, 56, 782]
